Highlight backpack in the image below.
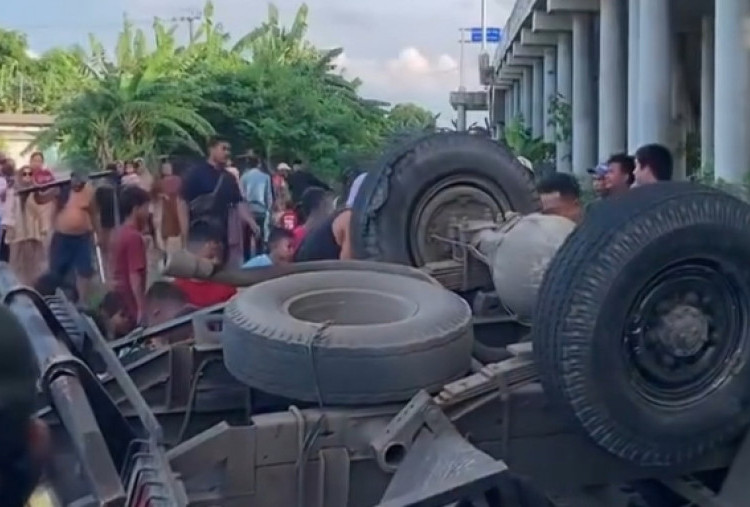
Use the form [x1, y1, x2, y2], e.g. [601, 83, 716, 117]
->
[189, 173, 225, 221]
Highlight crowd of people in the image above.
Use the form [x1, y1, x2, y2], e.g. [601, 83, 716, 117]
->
[534, 143, 674, 223]
[0, 139, 675, 345]
[0, 135, 366, 346]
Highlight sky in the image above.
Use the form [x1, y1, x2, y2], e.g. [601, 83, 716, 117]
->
[1, 0, 514, 124]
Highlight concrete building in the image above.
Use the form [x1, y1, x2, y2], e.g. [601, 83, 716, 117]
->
[0, 113, 55, 166]
[481, 0, 748, 182]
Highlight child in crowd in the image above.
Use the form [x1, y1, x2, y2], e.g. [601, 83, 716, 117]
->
[109, 186, 151, 326]
[173, 222, 237, 308]
[144, 280, 195, 328]
[277, 200, 298, 231]
[243, 227, 295, 268]
[97, 291, 134, 339]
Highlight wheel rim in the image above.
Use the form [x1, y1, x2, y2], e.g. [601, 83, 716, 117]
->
[409, 176, 510, 265]
[622, 260, 748, 408]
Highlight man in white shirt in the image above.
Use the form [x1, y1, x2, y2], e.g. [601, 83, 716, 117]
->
[239, 154, 273, 253]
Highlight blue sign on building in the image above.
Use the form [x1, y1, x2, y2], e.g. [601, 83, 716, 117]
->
[469, 27, 502, 43]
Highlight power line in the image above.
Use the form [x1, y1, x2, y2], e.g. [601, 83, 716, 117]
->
[7, 18, 155, 33]
[169, 10, 202, 44]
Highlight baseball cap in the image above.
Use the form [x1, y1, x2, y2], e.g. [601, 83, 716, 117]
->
[0, 304, 37, 418]
[587, 163, 609, 178]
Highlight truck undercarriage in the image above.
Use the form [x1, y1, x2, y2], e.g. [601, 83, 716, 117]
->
[16, 133, 750, 506]
[21, 274, 750, 507]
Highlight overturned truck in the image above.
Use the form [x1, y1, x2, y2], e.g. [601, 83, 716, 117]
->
[22, 133, 750, 506]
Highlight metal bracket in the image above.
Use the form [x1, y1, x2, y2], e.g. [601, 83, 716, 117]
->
[371, 391, 451, 473]
[372, 391, 509, 507]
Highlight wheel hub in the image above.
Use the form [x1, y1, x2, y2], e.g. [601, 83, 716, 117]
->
[411, 181, 507, 265]
[623, 262, 744, 406]
[649, 303, 710, 357]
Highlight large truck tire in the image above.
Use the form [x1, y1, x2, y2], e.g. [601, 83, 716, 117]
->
[222, 269, 473, 405]
[533, 182, 750, 466]
[352, 132, 540, 266]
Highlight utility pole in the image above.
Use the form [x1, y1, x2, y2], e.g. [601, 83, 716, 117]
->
[480, 0, 488, 53]
[171, 10, 202, 44]
[459, 28, 466, 91]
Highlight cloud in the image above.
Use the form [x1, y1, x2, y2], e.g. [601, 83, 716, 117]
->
[335, 47, 459, 107]
[13, 0, 516, 120]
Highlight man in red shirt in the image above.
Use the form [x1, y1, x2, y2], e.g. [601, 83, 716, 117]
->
[109, 186, 151, 325]
[173, 222, 237, 308]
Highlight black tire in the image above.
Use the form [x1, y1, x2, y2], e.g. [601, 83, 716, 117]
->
[222, 269, 473, 405]
[533, 182, 750, 466]
[352, 132, 539, 266]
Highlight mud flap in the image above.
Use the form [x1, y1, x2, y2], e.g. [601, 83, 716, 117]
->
[374, 391, 508, 507]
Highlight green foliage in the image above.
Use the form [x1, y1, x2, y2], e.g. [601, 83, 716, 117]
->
[386, 103, 437, 133]
[547, 93, 572, 144]
[0, 29, 90, 113]
[502, 116, 554, 165]
[5, 1, 434, 181]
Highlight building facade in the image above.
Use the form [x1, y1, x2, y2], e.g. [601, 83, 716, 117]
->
[483, 0, 747, 182]
[0, 113, 55, 166]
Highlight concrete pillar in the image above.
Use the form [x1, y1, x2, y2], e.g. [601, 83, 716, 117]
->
[504, 90, 512, 125]
[532, 59, 544, 137]
[636, 0, 671, 148]
[456, 105, 467, 131]
[495, 89, 506, 131]
[556, 32, 573, 173]
[715, 0, 750, 183]
[671, 37, 687, 181]
[543, 47, 557, 143]
[599, 0, 627, 159]
[700, 16, 715, 169]
[627, 0, 640, 152]
[572, 14, 596, 175]
[514, 81, 522, 119]
[521, 68, 533, 127]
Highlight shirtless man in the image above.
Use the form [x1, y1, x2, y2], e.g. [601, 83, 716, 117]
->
[48, 170, 100, 300]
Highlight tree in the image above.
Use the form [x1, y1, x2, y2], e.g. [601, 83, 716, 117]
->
[23, 1, 424, 182]
[0, 28, 90, 113]
[387, 103, 437, 132]
[33, 69, 214, 168]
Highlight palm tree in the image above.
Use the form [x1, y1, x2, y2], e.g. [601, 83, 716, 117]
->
[232, 3, 388, 124]
[32, 68, 214, 168]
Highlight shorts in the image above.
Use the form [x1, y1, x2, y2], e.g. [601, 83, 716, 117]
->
[49, 232, 95, 279]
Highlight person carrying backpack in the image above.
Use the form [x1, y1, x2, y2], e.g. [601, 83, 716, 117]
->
[181, 136, 260, 267]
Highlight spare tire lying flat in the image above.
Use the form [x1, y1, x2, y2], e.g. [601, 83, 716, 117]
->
[533, 182, 750, 466]
[223, 269, 473, 405]
[352, 132, 540, 266]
